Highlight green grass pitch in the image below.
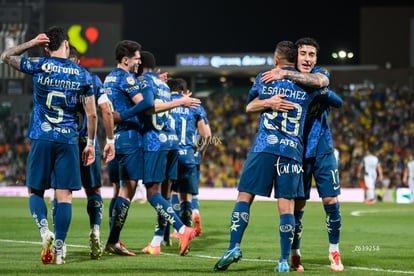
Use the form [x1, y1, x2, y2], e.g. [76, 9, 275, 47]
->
[0, 197, 413, 275]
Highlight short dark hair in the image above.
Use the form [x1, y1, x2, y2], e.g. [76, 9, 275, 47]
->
[46, 26, 68, 52]
[115, 40, 142, 63]
[275, 40, 297, 63]
[168, 78, 187, 92]
[295, 37, 320, 54]
[140, 51, 156, 69]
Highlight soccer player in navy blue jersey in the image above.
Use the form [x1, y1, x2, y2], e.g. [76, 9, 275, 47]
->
[102, 39, 143, 256]
[168, 81, 211, 241]
[68, 45, 115, 260]
[111, 51, 201, 256]
[261, 37, 344, 272]
[128, 51, 198, 256]
[1, 26, 98, 265]
[214, 41, 332, 273]
[167, 78, 211, 239]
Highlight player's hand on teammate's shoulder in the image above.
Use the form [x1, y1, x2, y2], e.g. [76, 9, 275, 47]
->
[261, 68, 286, 83]
[180, 92, 201, 108]
[181, 89, 192, 97]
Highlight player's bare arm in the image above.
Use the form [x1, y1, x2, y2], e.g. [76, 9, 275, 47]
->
[99, 100, 115, 163]
[261, 68, 329, 88]
[82, 94, 98, 166]
[196, 119, 212, 159]
[283, 70, 329, 88]
[246, 94, 295, 113]
[260, 68, 285, 83]
[152, 94, 201, 114]
[1, 33, 50, 70]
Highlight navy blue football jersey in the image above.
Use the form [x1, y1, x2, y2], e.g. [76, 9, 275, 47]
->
[247, 67, 326, 163]
[138, 71, 178, 152]
[304, 66, 343, 158]
[20, 56, 94, 144]
[103, 68, 142, 153]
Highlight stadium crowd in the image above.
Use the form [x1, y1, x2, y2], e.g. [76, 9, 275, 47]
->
[0, 80, 413, 189]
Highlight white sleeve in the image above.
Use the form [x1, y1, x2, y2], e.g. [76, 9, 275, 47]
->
[97, 93, 109, 105]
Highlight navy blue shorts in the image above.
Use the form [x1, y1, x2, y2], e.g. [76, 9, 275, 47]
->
[106, 157, 120, 183]
[26, 139, 81, 191]
[238, 152, 304, 199]
[144, 150, 178, 184]
[117, 147, 143, 183]
[303, 152, 340, 199]
[79, 142, 102, 189]
[166, 149, 178, 181]
[171, 149, 197, 194]
[174, 162, 197, 194]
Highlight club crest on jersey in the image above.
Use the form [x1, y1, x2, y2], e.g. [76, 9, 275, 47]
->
[152, 76, 164, 86]
[126, 76, 136, 85]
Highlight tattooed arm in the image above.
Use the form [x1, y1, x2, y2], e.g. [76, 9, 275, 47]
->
[0, 33, 50, 70]
[279, 69, 329, 88]
[261, 67, 329, 88]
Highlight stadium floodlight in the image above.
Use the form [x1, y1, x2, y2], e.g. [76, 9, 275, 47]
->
[331, 50, 354, 60]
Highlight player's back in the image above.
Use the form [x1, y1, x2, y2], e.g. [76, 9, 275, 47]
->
[138, 72, 178, 152]
[21, 56, 93, 144]
[249, 68, 323, 163]
[169, 93, 203, 165]
[138, 72, 171, 131]
[170, 93, 201, 148]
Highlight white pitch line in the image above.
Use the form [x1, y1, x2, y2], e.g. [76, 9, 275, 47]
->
[0, 238, 88, 248]
[1, 239, 413, 274]
[350, 209, 413, 216]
